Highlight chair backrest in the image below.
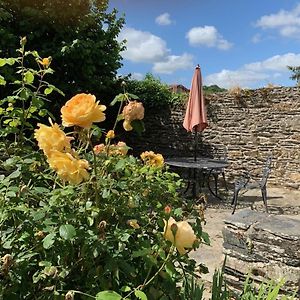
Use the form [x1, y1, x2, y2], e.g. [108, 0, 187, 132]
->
[260, 155, 272, 186]
[212, 145, 228, 162]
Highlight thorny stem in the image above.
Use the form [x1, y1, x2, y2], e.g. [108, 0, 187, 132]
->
[19, 44, 26, 142]
[112, 85, 128, 132]
[178, 260, 190, 296]
[105, 87, 129, 155]
[20, 70, 45, 137]
[58, 290, 95, 299]
[89, 134, 100, 207]
[123, 246, 175, 299]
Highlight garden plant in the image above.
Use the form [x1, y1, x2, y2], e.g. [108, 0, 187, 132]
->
[0, 39, 208, 300]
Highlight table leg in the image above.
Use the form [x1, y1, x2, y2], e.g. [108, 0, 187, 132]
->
[207, 169, 224, 201]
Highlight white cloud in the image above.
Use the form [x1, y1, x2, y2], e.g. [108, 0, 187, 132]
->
[244, 53, 300, 71]
[255, 4, 300, 38]
[153, 53, 194, 74]
[131, 72, 144, 80]
[118, 27, 169, 63]
[205, 69, 269, 88]
[118, 26, 194, 75]
[205, 53, 300, 88]
[155, 13, 172, 26]
[186, 25, 233, 50]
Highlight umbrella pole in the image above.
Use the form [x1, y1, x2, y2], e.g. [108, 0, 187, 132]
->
[194, 131, 198, 162]
[192, 131, 198, 197]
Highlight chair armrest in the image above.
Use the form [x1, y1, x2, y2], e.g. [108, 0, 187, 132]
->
[235, 172, 251, 188]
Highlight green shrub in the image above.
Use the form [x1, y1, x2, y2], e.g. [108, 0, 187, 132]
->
[0, 37, 63, 144]
[0, 51, 208, 299]
[126, 74, 184, 108]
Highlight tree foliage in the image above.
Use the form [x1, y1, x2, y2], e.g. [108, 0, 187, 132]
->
[0, 0, 125, 113]
[203, 84, 227, 94]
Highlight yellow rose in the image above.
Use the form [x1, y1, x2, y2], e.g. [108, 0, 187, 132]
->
[163, 217, 197, 255]
[38, 57, 51, 68]
[153, 153, 164, 167]
[34, 122, 73, 156]
[47, 151, 89, 184]
[61, 93, 106, 128]
[113, 141, 128, 156]
[106, 130, 115, 139]
[122, 101, 144, 121]
[93, 143, 106, 155]
[122, 101, 144, 131]
[140, 151, 164, 168]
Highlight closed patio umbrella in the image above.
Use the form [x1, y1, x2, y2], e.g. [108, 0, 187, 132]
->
[183, 65, 208, 161]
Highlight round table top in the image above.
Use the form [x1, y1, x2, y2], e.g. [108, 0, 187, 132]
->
[165, 157, 229, 170]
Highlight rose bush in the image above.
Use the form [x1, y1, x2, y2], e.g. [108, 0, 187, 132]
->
[0, 46, 208, 299]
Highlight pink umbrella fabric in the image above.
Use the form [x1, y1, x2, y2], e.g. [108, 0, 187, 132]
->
[183, 65, 208, 132]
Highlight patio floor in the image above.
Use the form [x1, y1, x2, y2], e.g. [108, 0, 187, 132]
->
[189, 186, 300, 295]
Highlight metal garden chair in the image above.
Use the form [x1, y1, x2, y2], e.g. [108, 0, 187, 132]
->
[231, 155, 272, 214]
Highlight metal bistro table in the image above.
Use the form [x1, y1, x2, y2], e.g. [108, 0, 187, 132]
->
[165, 157, 229, 200]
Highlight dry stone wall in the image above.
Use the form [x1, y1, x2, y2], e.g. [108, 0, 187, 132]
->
[223, 209, 300, 296]
[123, 86, 300, 188]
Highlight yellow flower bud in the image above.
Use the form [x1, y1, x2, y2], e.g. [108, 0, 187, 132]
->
[128, 219, 140, 229]
[123, 119, 133, 131]
[20, 36, 27, 47]
[106, 130, 115, 139]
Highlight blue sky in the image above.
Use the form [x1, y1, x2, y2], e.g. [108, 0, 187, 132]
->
[109, 0, 300, 89]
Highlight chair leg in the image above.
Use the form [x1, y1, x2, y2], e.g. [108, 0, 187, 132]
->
[232, 188, 240, 214]
[213, 173, 218, 196]
[261, 186, 268, 213]
[222, 171, 228, 191]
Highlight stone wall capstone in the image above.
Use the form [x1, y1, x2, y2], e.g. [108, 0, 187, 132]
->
[223, 209, 300, 296]
[123, 86, 300, 188]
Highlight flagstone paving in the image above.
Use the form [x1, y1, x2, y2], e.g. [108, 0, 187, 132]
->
[189, 186, 300, 296]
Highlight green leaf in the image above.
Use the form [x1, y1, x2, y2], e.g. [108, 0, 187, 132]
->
[0, 58, 6, 67]
[3, 240, 12, 249]
[38, 261, 52, 267]
[127, 93, 139, 100]
[116, 114, 125, 121]
[59, 224, 76, 240]
[135, 290, 148, 300]
[102, 188, 110, 198]
[44, 87, 53, 95]
[120, 233, 130, 242]
[6, 58, 16, 65]
[24, 71, 34, 84]
[8, 169, 21, 179]
[120, 286, 131, 292]
[43, 233, 56, 249]
[114, 159, 126, 171]
[110, 93, 127, 106]
[173, 207, 183, 217]
[132, 248, 152, 258]
[96, 291, 122, 300]
[0, 75, 6, 85]
[131, 120, 145, 136]
[201, 231, 210, 245]
[0, 58, 15, 67]
[20, 88, 30, 100]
